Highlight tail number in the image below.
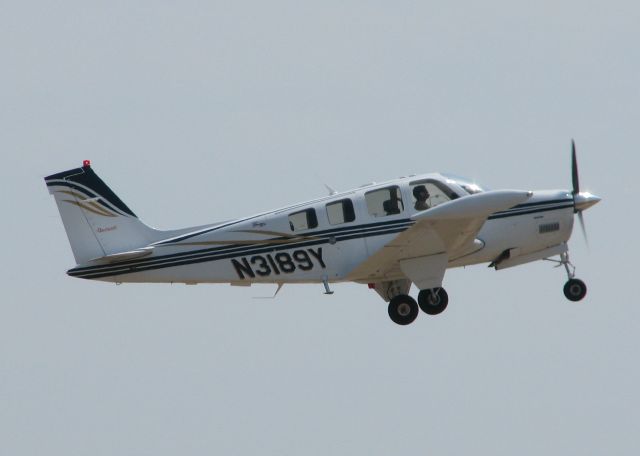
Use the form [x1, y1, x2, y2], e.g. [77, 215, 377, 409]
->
[232, 248, 326, 279]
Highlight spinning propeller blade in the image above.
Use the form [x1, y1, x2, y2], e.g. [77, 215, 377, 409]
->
[571, 139, 580, 199]
[571, 140, 590, 247]
[577, 211, 589, 248]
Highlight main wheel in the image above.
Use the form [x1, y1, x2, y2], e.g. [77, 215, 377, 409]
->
[418, 288, 449, 315]
[388, 295, 419, 325]
[564, 278, 587, 301]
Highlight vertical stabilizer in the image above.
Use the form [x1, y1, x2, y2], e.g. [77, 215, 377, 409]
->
[45, 161, 159, 264]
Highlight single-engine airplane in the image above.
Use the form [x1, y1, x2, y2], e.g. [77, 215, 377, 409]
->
[45, 142, 600, 325]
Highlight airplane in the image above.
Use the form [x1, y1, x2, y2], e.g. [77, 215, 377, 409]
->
[44, 142, 600, 325]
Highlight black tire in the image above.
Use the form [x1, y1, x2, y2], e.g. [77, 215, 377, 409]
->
[388, 295, 419, 325]
[564, 278, 587, 301]
[418, 288, 449, 315]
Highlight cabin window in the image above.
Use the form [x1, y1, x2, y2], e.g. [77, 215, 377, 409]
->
[409, 179, 459, 211]
[326, 199, 356, 225]
[365, 186, 404, 217]
[288, 208, 318, 231]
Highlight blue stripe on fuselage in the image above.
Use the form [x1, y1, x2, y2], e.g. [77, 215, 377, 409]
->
[68, 198, 574, 279]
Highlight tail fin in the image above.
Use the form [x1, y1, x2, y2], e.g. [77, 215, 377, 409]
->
[45, 160, 160, 265]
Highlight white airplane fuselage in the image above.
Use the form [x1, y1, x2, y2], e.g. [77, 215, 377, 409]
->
[60, 174, 576, 286]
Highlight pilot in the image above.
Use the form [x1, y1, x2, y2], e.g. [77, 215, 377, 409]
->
[413, 185, 430, 211]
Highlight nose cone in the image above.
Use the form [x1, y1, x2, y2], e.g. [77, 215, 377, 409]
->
[574, 191, 601, 211]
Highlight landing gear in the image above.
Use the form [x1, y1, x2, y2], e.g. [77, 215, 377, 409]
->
[548, 251, 588, 302]
[388, 294, 419, 325]
[559, 251, 588, 301]
[372, 280, 449, 325]
[418, 288, 449, 315]
[564, 278, 587, 301]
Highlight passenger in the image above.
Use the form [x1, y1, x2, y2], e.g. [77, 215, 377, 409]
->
[413, 185, 430, 211]
[383, 199, 401, 215]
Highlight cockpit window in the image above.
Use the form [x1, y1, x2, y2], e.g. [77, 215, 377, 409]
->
[409, 179, 459, 210]
[365, 186, 404, 217]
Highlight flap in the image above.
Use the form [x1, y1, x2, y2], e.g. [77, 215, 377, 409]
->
[399, 253, 448, 290]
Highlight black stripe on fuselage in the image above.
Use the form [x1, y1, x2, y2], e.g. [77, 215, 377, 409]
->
[495, 198, 573, 212]
[488, 198, 573, 220]
[69, 223, 412, 279]
[68, 199, 574, 279]
[71, 218, 415, 275]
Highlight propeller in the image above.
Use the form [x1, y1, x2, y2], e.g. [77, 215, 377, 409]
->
[571, 140, 579, 200]
[571, 140, 589, 246]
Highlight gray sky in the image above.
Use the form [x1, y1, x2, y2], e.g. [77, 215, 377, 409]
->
[2, 1, 638, 455]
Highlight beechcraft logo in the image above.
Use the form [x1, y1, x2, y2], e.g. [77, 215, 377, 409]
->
[97, 225, 117, 233]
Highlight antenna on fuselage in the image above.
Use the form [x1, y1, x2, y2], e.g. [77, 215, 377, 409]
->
[253, 283, 285, 299]
[324, 184, 338, 196]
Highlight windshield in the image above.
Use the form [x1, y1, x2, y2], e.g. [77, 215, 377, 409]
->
[440, 173, 487, 195]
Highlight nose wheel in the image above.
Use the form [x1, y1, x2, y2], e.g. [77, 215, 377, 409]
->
[564, 278, 587, 301]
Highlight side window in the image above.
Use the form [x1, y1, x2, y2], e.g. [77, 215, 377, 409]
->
[289, 208, 318, 231]
[326, 199, 356, 225]
[410, 180, 459, 211]
[365, 186, 404, 217]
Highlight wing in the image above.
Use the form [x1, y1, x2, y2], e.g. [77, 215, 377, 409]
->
[347, 190, 531, 289]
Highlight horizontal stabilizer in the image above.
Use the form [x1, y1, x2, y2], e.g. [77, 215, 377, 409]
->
[88, 247, 154, 264]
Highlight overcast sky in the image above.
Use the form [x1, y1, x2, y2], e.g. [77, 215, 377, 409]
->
[2, 1, 638, 455]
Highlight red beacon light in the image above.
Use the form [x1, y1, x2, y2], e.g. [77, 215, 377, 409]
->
[83, 160, 91, 168]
